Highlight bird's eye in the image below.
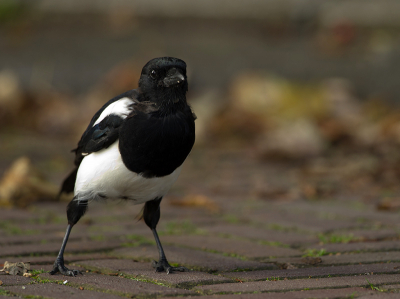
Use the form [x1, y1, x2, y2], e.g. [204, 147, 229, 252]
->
[150, 70, 157, 79]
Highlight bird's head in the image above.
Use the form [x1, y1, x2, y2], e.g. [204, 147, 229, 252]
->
[138, 57, 188, 109]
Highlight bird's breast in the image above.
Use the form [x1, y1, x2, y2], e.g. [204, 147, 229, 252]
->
[118, 109, 195, 178]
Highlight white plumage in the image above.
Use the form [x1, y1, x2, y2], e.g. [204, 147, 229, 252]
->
[93, 97, 133, 126]
[75, 138, 182, 204]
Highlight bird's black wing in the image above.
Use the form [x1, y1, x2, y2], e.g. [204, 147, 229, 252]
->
[59, 89, 139, 196]
[59, 114, 124, 196]
[73, 114, 124, 164]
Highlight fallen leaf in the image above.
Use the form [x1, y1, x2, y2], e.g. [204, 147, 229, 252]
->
[235, 278, 243, 283]
[279, 263, 297, 269]
[0, 261, 30, 275]
[0, 157, 59, 208]
[376, 197, 400, 211]
[169, 194, 220, 213]
[301, 257, 322, 265]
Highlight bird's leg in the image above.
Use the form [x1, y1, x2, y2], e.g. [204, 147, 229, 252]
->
[50, 198, 88, 276]
[143, 198, 189, 274]
[151, 227, 188, 274]
[50, 224, 80, 276]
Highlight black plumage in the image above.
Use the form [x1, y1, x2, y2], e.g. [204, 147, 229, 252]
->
[51, 57, 196, 276]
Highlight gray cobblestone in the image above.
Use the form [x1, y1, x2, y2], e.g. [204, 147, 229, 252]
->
[164, 287, 371, 299]
[75, 259, 232, 287]
[4, 283, 125, 299]
[112, 245, 270, 272]
[39, 271, 192, 296]
[161, 235, 302, 258]
[196, 274, 400, 294]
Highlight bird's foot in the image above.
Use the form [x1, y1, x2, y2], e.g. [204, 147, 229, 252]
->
[50, 259, 81, 276]
[152, 259, 189, 274]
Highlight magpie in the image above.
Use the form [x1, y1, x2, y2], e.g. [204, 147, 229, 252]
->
[50, 57, 196, 276]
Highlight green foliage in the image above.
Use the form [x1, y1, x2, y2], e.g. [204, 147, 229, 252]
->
[348, 292, 358, 299]
[366, 279, 385, 292]
[0, 0, 26, 23]
[90, 235, 105, 241]
[0, 289, 10, 296]
[318, 233, 358, 244]
[265, 276, 281, 281]
[268, 223, 290, 231]
[160, 220, 204, 235]
[121, 234, 154, 247]
[0, 220, 37, 235]
[258, 240, 289, 248]
[302, 248, 328, 257]
[30, 268, 46, 277]
[223, 214, 239, 224]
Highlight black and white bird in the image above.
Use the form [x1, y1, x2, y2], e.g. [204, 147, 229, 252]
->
[50, 57, 196, 276]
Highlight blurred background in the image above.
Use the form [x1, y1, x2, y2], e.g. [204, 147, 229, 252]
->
[2, 0, 400, 211]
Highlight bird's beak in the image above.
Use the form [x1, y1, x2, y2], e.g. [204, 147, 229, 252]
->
[163, 72, 185, 87]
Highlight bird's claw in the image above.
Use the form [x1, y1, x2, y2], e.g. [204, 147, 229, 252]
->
[152, 259, 189, 274]
[50, 259, 82, 276]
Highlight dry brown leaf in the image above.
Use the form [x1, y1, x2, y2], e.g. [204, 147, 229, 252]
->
[301, 257, 322, 265]
[0, 261, 30, 276]
[279, 263, 297, 269]
[169, 194, 220, 213]
[376, 197, 400, 211]
[0, 157, 59, 208]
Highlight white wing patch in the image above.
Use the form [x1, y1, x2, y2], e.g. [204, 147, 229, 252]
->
[93, 97, 133, 126]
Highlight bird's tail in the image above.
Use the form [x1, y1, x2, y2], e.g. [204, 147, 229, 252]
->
[57, 168, 78, 200]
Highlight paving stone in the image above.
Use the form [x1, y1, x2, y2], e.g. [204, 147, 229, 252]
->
[0, 230, 93, 245]
[0, 227, 151, 246]
[196, 274, 400, 293]
[32, 201, 139, 219]
[75, 258, 232, 288]
[0, 209, 36, 221]
[222, 263, 400, 281]
[381, 284, 400, 291]
[250, 210, 359, 233]
[282, 201, 400, 228]
[205, 224, 317, 246]
[1, 253, 113, 265]
[313, 240, 400, 253]
[274, 251, 400, 266]
[0, 232, 65, 245]
[280, 201, 371, 220]
[0, 274, 33, 286]
[357, 293, 400, 299]
[343, 229, 400, 241]
[0, 239, 123, 257]
[33, 264, 87, 276]
[5, 283, 124, 299]
[161, 235, 302, 258]
[112, 245, 270, 272]
[164, 287, 370, 299]
[39, 271, 192, 296]
[321, 252, 400, 265]
[16, 222, 73, 233]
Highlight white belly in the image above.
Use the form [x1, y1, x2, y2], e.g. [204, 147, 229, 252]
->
[74, 141, 182, 204]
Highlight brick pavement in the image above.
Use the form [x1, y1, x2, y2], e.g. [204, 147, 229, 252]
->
[1, 150, 400, 298]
